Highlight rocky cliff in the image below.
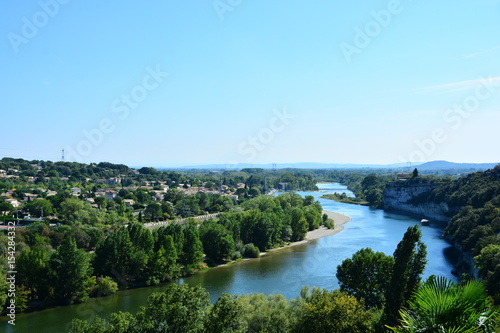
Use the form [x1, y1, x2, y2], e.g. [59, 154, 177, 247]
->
[383, 180, 451, 222]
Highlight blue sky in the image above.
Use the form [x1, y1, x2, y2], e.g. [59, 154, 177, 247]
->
[1, 0, 499, 167]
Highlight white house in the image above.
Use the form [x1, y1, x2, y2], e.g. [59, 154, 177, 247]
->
[71, 187, 82, 196]
[5, 199, 20, 208]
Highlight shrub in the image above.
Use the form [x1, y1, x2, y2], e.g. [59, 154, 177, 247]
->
[242, 243, 260, 258]
[324, 219, 334, 229]
[87, 276, 118, 297]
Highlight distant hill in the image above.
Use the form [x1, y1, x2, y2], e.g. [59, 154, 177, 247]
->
[175, 162, 422, 170]
[416, 160, 499, 171]
[173, 160, 499, 171]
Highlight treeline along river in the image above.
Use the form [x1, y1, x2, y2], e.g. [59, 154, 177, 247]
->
[1, 183, 456, 333]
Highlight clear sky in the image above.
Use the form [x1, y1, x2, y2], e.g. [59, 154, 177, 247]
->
[1, 0, 499, 167]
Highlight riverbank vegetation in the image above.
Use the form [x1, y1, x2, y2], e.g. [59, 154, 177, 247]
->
[323, 165, 500, 306]
[320, 193, 369, 206]
[1, 168, 328, 314]
[428, 165, 500, 302]
[68, 225, 499, 332]
[384, 165, 500, 303]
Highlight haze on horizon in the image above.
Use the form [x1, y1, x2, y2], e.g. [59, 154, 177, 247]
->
[1, 1, 499, 167]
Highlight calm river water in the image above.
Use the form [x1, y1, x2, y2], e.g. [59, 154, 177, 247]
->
[1, 183, 455, 333]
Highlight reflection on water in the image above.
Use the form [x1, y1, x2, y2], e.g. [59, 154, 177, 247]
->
[3, 183, 455, 333]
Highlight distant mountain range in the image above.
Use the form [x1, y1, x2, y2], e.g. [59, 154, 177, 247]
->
[174, 162, 414, 170]
[416, 160, 499, 171]
[173, 160, 498, 171]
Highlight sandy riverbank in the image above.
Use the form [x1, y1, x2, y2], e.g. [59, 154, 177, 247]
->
[262, 210, 351, 255]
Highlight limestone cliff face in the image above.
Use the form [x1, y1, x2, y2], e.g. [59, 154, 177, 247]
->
[383, 181, 451, 222]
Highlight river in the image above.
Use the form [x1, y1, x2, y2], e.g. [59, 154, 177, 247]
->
[1, 183, 456, 333]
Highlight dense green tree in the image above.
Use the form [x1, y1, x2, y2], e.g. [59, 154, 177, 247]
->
[24, 199, 54, 217]
[253, 212, 283, 251]
[336, 248, 394, 309]
[242, 243, 260, 258]
[277, 192, 304, 210]
[13, 286, 30, 313]
[59, 197, 102, 225]
[218, 212, 244, 243]
[384, 225, 427, 326]
[147, 234, 179, 284]
[180, 226, 204, 268]
[161, 202, 173, 219]
[196, 192, 209, 211]
[106, 311, 136, 333]
[288, 207, 308, 242]
[87, 276, 118, 297]
[93, 227, 133, 285]
[17, 246, 51, 300]
[247, 187, 261, 198]
[412, 168, 419, 178]
[240, 209, 260, 244]
[200, 222, 235, 261]
[294, 287, 374, 333]
[164, 188, 184, 204]
[204, 293, 246, 333]
[144, 203, 162, 222]
[49, 237, 92, 303]
[94, 196, 106, 209]
[129, 249, 149, 283]
[0, 270, 9, 312]
[156, 223, 184, 254]
[134, 284, 210, 332]
[303, 195, 315, 206]
[69, 317, 107, 333]
[0, 182, 9, 193]
[475, 244, 500, 303]
[22, 222, 52, 248]
[361, 174, 380, 192]
[59, 197, 85, 221]
[365, 188, 383, 208]
[128, 222, 153, 252]
[0, 201, 13, 215]
[304, 206, 322, 231]
[239, 293, 295, 332]
[135, 190, 152, 204]
[81, 226, 104, 250]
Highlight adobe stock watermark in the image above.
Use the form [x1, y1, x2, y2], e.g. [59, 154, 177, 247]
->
[7, 0, 71, 54]
[339, 0, 411, 64]
[399, 76, 500, 164]
[213, 0, 243, 21]
[226, 108, 295, 168]
[6, 221, 17, 326]
[64, 65, 168, 161]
